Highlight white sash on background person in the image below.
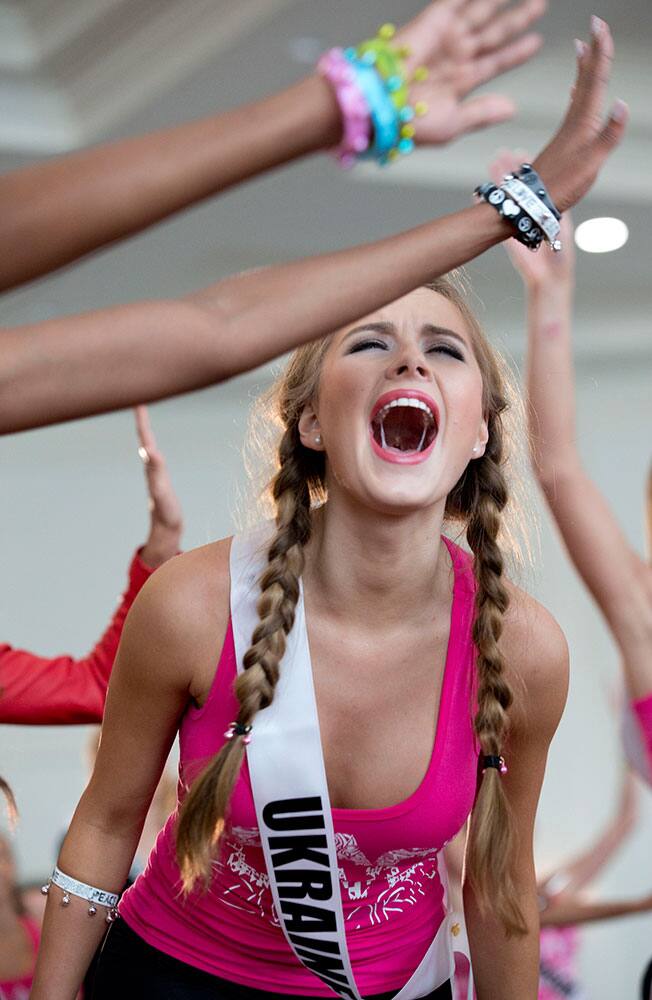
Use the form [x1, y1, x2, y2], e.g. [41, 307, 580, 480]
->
[230, 528, 472, 1000]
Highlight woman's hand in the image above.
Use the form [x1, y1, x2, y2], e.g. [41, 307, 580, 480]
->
[489, 149, 576, 288]
[394, 0, 547, 144]
[532, 17, 628, 212]
[135, 406, 183, 568]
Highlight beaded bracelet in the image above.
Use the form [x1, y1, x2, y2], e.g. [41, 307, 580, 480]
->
[342, 55, 401, 159]
[317, 48, 371, 168]
[318, 22, 429, 168]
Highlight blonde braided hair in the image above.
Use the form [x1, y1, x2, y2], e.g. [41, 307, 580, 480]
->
[176, 349, 328, 890]
[178, 276, 526, 934]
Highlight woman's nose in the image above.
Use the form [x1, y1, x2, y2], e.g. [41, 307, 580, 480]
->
[389, 351, 430, 379]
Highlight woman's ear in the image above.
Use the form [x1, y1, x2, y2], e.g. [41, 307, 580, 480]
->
[472, 418, 489, 460]
[298, 405, 324, 452]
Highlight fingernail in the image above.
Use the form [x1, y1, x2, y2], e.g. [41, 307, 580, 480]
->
[574, 38, 586, 58]
[591, 15, 604, 38]
[610, 98, 628, 123]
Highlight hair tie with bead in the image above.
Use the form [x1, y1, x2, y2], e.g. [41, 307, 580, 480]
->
[482, 754, 507, 775]
[225, 721, 252, 745]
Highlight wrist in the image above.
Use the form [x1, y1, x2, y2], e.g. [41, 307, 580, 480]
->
[140, 526, 181, 568]
[293, 74, 343, 154]
[527, 277, 574, 305]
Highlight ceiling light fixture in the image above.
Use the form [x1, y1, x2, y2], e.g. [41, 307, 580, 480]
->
[574, 217, 629, 254]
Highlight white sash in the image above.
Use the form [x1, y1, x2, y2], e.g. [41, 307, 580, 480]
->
[230, 528, 471, 1000]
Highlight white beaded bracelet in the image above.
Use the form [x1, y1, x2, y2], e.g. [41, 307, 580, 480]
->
[41, 866, 120, 922]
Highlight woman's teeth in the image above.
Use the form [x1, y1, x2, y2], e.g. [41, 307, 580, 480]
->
[372, 398, 437, 453]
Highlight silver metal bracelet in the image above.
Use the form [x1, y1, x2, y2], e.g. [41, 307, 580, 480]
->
[41, 866, 120, 922]
[501, 175, 562, 250]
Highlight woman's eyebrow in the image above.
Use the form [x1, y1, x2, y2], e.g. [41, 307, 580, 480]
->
[342, 321, 395, 342]
[421, 324, 468, 346]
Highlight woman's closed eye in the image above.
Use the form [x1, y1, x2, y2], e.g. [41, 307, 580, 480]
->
[427, 342, 465, 361]
[347, 338, 390, 354]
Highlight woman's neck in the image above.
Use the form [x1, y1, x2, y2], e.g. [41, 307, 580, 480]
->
[304, 493, 448, 626]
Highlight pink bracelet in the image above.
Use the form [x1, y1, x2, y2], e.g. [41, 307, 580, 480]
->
[317, 47, 371, 168]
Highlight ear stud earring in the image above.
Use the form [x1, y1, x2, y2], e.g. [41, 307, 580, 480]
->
[315, 435, 322, 445]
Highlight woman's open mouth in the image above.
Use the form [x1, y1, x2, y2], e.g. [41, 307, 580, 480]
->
[369, 391, 439, 465]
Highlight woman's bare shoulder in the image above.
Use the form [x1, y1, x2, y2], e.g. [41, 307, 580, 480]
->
[125, 538, 233, 690]
[501, 581, 570, 740]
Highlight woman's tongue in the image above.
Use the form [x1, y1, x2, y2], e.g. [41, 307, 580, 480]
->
[372, 407, 429, 453]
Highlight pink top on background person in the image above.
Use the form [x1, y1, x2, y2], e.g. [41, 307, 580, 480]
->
[0, 915, 40, 1000]
[120, 537, 480, 996]
[632, 693, 652, 778]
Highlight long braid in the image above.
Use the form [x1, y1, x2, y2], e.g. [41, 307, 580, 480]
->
[176, 426, 313, 890]
[449, 410, 526, 935]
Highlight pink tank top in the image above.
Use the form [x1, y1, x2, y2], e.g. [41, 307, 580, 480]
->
[632, 693, 652, 780]
[120, 537, 480, 996]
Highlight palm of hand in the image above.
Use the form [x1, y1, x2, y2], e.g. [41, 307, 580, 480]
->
[394, 0, 544, 144]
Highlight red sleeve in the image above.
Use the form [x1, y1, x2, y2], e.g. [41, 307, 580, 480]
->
[0, 551, 154, 725]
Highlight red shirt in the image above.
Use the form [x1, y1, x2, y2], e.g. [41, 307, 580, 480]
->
[0, 551, 153, 725]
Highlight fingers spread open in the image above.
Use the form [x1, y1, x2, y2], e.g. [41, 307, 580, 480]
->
[463, 0, 511, 32]
[458, 93, 517, 135]
[463, 31, 542, 92]
[568, 17, 615, 130]
[471, 0, 546, 56]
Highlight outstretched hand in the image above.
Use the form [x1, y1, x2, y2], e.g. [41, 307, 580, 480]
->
[489, 149, 576, 288]
[395, 0, 546, 144]
[532, 17, 628, 212]
[135, 406, 183, 568]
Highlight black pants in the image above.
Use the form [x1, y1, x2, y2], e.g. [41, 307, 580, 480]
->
[642, 957, 652, 1000]
[91, 919, 453, 1000]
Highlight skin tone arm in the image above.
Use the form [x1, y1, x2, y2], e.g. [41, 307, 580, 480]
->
[30, 542, 231, 1000]
[0, 16, 627, 435]
[465, 591, 569, 999]
[135, 405, 183, 568]
[491, 144, 652, 701]
[2, 29, 626, 436]
[540, 890, 652, 927]
[1, 0, 545, 293]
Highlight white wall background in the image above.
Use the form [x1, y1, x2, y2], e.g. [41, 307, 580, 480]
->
[1, 332, 651, 998]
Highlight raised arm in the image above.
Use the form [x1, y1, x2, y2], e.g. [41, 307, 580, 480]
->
[0, 408, 182, 724]
[492, 138, 652, 700]
[1, 0, 545, 292]
[1, 19, 626, 434]
[30, 542, 230, 1000]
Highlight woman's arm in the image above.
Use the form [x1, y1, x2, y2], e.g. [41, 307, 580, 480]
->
[0, 408, 182, 725]
[494, 187, 652, 697]
[0, 0, 545, 292]
[30, 541, 230, 1000]
[465, 590, 569, 999]
[540, 889, 652, 927]
[1, 19, 626, 434]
